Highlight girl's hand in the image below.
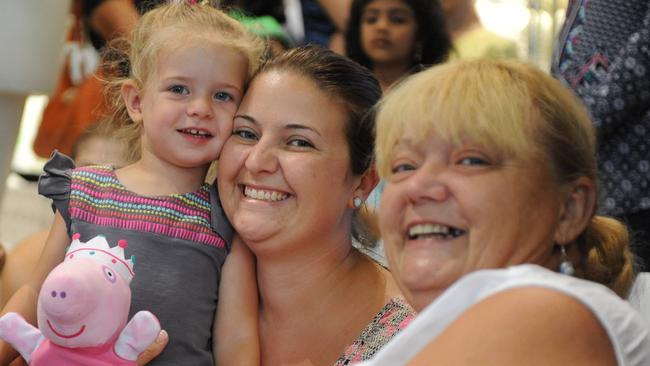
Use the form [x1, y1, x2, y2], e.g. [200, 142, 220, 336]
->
[8, 356, 26, 366]
[136, 330, 168, 365]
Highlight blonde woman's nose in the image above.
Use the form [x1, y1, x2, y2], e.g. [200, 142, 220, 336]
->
[404, 166, 451, 204]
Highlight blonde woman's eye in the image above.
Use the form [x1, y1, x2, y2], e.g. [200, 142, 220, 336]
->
[215, 91, 233, 102]
[391, 163, 415, 174]
[457, 157, 488, 166]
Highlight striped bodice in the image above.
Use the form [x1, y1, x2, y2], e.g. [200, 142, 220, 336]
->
[69, 165, 225, 248]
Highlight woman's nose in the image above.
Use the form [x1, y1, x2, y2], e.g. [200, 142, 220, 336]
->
[404, 165, 450, 204]
[187, 95, 213, 119]
[244, 142, 279, 174]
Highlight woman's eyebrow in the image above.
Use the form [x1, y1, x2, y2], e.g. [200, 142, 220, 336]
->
[285, 123, 321, 136]
[234, 114, 257, 124]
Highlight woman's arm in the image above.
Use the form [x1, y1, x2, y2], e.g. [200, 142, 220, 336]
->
[0, 213, 70, 364]
[88, 0, 139, 41]
[409, 287, 617, 366]
[213, 236, 260, 365]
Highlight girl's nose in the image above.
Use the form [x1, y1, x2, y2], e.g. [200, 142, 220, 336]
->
[375, 15, 390, 29]
[187, 96, 213, 119]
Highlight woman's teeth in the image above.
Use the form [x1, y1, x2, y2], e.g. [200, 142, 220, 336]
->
[244, 186, 288, 202]
[408, 223, 465, 240]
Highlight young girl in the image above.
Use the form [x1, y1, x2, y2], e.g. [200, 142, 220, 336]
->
[345, 0, 451, 92]
[0, 2, 265, 365]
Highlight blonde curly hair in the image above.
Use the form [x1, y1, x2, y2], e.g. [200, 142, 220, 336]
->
[101, 1, 266, 164]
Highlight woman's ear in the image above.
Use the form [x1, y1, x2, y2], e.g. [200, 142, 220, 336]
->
[122, 79, 144, 123]
[554, 176, 597, 244]
[349, 166, 380, 208]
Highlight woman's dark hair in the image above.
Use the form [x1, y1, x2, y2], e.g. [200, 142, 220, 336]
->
[256, 45, 381, 175]
[345, 0, 451, 70]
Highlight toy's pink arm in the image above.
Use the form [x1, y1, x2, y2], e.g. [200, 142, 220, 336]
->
[0, 312, 44, 363]
[114, 310, 161, 361]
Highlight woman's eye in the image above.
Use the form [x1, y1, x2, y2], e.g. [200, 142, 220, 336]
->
[168, 85, 188, 95]
[288, 138, 314, 148]
[391, 163, 415, 174]
[457, 156, 489, 166]
[214, 91, 233, 102]
[233, 129, 257, 141]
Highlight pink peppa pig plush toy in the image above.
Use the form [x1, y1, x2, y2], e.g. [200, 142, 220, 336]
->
[0, 234, 160, 365]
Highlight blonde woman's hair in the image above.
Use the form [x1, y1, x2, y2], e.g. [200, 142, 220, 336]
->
[376, 59, 635, 296]
[102, 1, 266, 164]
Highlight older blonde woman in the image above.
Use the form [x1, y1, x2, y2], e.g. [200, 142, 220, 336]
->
[360, 59, 650, 365]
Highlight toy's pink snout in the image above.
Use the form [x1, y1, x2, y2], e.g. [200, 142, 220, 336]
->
[40, 259, 99, 323]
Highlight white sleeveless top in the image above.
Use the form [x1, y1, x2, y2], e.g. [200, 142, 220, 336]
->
[358, 264, 650, 366]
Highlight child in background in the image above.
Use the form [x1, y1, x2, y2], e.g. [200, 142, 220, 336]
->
[0, 2, 265, 365]
[345, 0, 451, 260]
[345, 0, 451, 92]
[0, 122, 127, 309]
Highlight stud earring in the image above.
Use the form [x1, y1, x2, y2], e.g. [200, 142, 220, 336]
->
[558, 245, 575, 276]
[353, 197, 363, 209]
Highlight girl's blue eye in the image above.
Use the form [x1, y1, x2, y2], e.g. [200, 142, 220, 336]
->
[169, 85, 188, 95]
[215, 92, 233, 102]
[233, 129, 257, 140]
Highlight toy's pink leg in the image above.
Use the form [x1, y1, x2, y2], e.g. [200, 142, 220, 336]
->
[0, 312, 44, 363]
[114, 311, 161, 361]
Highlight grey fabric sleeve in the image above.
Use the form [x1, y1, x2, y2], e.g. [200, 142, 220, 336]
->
[209, 182, 234, 251]
[38, 150, 75, 234]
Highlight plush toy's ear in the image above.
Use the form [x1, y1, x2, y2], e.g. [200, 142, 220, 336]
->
[0, 312, 45, 363]
[114, 311, 161, 361]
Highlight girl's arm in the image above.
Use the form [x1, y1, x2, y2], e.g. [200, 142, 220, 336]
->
[0, 213, 70, 364]
[213, 236, 259, 366]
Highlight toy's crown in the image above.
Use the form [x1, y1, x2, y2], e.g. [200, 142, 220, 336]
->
[65, 233, 136, 284]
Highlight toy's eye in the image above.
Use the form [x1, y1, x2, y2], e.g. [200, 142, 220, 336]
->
[103, 265, 117, 284]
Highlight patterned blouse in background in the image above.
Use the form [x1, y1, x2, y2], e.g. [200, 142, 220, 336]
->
[552, 0, 650, 217]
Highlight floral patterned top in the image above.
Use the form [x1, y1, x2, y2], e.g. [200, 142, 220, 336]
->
[552, 0, 650, 216]
[334, 297, 415, 365]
